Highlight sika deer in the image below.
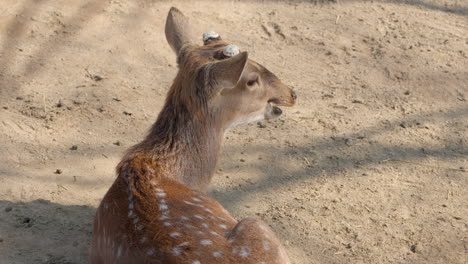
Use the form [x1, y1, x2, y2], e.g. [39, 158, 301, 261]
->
[90, 7, 296, 264]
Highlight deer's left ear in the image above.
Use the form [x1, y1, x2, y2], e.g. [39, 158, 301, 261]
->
[208, 52, 249, 89]
[165, 7, 194, 55]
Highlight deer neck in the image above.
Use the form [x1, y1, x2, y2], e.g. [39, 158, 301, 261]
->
[124, 93, 224, 192]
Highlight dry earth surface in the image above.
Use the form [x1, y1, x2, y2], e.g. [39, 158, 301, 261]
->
[0, 0, 467, 263]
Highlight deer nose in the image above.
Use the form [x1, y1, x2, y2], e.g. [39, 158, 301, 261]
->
[291, 91, 297, 102]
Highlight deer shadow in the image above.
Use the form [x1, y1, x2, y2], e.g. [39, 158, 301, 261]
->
[0, 199, 95, 264]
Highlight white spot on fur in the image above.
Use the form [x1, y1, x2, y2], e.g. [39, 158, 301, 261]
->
[170, 232, 180, 238]
[210, 231, 221, 237]
[137, 225, 144, 231]
[193, 261, 201, 264]
[155, 188, 164, 193]
[140, 236, 147, 244]
[204, 208, 213, 214]
[192, 197, 202, 202]
[147, 248, 154, 256]
[201, 223, 209, 228]
[173, 242, 189, 256]
[163, 222, 172, 226]
[128, 210, 134, 217]
[128, 202, 134, 209]
[219, 224, 227, 229]
[156, 192, 166, 198]
[262, 240, 271, 251]
[172, 247, 182, 256]
[159, 204, 169, 211]
[184, 201, 204, 207]
[132, 217, 139, 224]
[181, 216, 189, 221]
[239, 246, 250, 257]
[194, 215, 204, 219]
[159, 215, 169, 220]
[213, 251, 222, 257]
[200, 239, 212, 246]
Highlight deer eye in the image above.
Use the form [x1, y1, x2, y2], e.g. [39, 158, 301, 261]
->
[246, 75, 258, 86]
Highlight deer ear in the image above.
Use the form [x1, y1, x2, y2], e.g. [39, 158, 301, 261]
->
[165, 7, 194, 54]
[209, 52, 249, 88]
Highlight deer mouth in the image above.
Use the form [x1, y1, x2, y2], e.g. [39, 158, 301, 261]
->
[264, 102, 283, 120]
[265, 95, 296, 120]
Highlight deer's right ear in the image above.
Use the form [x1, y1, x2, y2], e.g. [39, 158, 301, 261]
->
[165, 7, 194, 55]
[209, 52, 249, 88]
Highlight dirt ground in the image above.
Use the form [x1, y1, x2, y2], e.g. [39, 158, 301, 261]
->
[0, 0, 467, 263]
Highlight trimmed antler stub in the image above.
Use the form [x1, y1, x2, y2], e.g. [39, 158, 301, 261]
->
[223, 44, 240, 57]
[203, 30, 221, 45]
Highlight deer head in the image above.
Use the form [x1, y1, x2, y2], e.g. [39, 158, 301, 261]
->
[164, 7, 296, 132]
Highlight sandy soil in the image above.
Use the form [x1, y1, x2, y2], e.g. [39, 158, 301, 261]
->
[0, 0, 467, 263]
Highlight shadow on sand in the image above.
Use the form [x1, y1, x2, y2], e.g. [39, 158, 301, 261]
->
[0, 199, 95, 264]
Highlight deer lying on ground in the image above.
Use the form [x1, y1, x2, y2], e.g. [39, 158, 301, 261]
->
[90, 7, 296, 264]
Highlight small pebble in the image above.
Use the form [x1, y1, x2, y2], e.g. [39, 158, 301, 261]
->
[55, 169, 63, 174]
[70, 145, 78, 150]
[91, 75, 103, 81]
[113, 141, 121, 146]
